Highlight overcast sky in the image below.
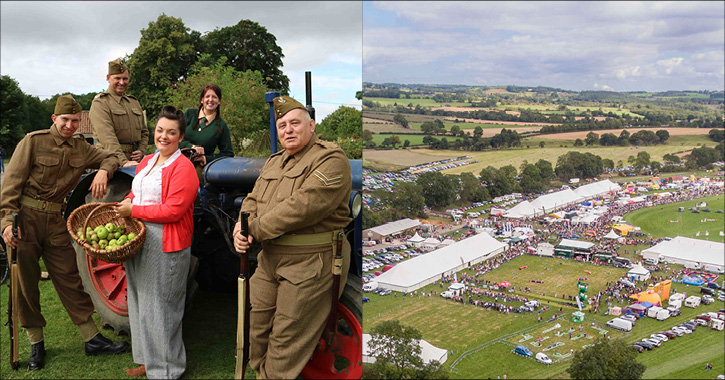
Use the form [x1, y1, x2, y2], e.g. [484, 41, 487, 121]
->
[363, 1, 724, 92]
[0, 1, 362, 120]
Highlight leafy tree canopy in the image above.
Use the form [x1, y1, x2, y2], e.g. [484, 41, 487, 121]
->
[567, 338, 645, 380]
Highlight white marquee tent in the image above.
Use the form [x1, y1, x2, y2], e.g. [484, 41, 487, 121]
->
[627, 264, 651, 281]
[375, 232, 507, 292]
[642, 236, 725, 273]
[504, 188, 584, 218]
[573, 179, 621, 199]
[603, 230, 620, 240]
[363, 334, 448, 365]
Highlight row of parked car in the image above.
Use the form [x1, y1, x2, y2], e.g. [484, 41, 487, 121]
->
[630, 315, 717, 352]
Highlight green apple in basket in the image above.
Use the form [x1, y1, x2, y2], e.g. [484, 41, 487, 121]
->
[127, 232, 137, 241]
[116, 225, 125, 234]
[117, 235, 128, 245]
[96, 227, 109, 240]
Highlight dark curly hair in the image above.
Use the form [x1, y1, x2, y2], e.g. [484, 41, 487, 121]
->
[157, 105, 186, 138]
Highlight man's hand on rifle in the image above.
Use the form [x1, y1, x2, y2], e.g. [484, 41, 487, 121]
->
[233, 221, 253, 253]
[129, 150, 144, 162]
[2, 225, 21, 249]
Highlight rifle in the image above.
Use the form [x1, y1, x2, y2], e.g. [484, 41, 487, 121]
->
[7, 213, 19, 370]
[234, 211, 250, 379]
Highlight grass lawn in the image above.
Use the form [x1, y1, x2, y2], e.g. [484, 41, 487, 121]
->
[363, 252, 725, 379]
[624, 194, 725, 243]
[0, 263, 255, 379]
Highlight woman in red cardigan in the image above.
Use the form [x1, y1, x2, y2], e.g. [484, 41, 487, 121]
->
[115, 106, 198, 379]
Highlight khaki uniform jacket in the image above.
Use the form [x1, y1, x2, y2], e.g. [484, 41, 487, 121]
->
[89, 86, 148, 165]
[0, 126, 119, 231]
[241, 134, 351, 251]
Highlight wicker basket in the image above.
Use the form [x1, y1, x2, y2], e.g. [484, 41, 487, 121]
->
[67, 202, 146, 264]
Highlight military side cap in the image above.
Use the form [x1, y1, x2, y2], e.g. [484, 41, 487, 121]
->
[108, 58, 129, 75]
[273, 96, 307, 119]
[54, 94, 82, 115]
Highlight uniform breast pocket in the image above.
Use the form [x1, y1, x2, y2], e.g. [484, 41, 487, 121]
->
[257, 171, 280, 205]
[68, 157, 85, 179]
[34, 155, 60, 185]
[131, 108, 144, 130]
[111, 108, 129, 131]
[277, 166, 306, 202]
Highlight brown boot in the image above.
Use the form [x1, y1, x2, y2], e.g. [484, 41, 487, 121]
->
[125, 365, 146, 377]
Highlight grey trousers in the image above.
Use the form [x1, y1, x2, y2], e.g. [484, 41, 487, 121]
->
[125, 222, 190, 379]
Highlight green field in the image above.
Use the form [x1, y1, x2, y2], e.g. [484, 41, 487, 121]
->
[624, 194, 725, 243]
[495, 104, 644, 118]
[363, 253, 725, 379]
[366, 97, 472, 108]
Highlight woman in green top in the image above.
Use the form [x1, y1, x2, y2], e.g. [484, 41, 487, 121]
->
[181, 84, 234, 166]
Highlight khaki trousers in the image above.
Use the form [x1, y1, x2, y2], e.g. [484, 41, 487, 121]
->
[12, 206, 96, 333]
[249, 239, 350, 379]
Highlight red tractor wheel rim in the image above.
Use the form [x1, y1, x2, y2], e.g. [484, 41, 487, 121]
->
[300, 303, 363, 380]
[87, 256, 128, 316]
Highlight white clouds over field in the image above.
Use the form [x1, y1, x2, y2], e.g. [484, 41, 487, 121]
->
[363, 1, 724, 91]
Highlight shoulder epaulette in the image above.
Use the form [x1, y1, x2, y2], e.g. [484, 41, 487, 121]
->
[126, 94, 138, 100]
[27, 129, 51, 138]
[93, 91, 109, 100]
[270, 149, 285, 158]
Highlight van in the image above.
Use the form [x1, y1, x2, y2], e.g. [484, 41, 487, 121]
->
[644, 257, 658, 265]
[648, 306, 663, 318]
[606, 318, 633, 332]
[449, 283, 466, 292]
[535, 352, 552, 365]
[513, 345, 533, 357]
[656, 309, 671, 321]
[700, 287, 715, 296]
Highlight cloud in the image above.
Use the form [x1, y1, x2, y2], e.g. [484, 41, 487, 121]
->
[364, 1, 724, 91]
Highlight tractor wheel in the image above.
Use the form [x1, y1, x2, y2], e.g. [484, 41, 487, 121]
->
[300, 274, 363, 380]
[75, 241, 130, 335]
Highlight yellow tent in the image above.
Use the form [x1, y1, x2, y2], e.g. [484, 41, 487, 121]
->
[613, 224, 635, 236]
[629, 290, 662, 306]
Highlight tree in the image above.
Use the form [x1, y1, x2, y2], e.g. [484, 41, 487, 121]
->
[317, 105, 361, 140]
[0, 75, 30, 151]
[362, 129, 374, 142]
[599, 133, 618, 146]
[662, 153, 681, 164]
[473, 126, 483, 139]
[602, 158, 615, 170]
[535, 159, 555, 182]
[416, 171, 456, 208]
[393, 114, 409, 128]
[374, 182, 425, 217]
[655, 129, 670, 144]
[449, 125, 461, 136]
[403, 140, 410, 148]
[520, 164, 545, 194]
[202, 19, 289, 94]
[618, 129, 630, 146]
[166, 56, 268, 157]
[634, 151, 651, 172]
[539, 141, 545, 148]
[459, 172, 490, 203]
[567, 338, 645, 380]
[364, 320, 449, 380]
[574, 138, 584, 147]
[708, 128, 725, 142]
[585, 132, 599, 146]
[127, 14, 202, 117]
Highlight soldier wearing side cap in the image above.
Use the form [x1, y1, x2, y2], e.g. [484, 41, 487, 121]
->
[89, 58, 148, 167]
[0, 95, 129, 371]
[233, 96, 352, 379]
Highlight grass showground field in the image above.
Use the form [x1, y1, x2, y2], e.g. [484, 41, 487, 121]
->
[363, 253, 725, 379]
[624, 194, 725, 243]
[363, 134, 713, 173]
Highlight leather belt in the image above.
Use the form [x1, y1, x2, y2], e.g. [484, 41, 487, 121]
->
[20, 195, 63, 212]
[269, 229, 344, 246]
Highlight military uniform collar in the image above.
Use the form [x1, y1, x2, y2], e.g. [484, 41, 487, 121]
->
[106, 86, 128, 102]
[49, 124, 72, 146]
[281, 133, 317, 167]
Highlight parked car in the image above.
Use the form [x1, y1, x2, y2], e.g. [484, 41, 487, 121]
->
[697, 314, 712, 322]
[651, 333, 668, 342]
[702, 295, 715, 305]
[513, 345, 533, 357]
[621, 314, 637, 325]
[669, 328, 685, 337]
[535, 352, 552, 364]
[379, 289, 392, 296]
[440, 290, 454, 299]
[701, 287, 716, 296]
[668, 307, 681, 317]
[660, 331, 677, 339]
[693, 318, 708, 326]
[630, 344, 645, 353]
[642, 338, 661, 347]
[673, 326, 692, 334]
[636, 340, 655, 350]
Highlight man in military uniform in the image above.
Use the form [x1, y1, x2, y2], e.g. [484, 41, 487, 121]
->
[233, 96, 352, 379]
[89, 58, 148, 167]
[1, 95, 130, 371]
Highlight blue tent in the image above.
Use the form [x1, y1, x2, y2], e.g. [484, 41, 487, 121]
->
[640, 301, 654, 308]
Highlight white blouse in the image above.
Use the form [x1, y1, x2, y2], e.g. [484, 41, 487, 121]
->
[131, 149, 182, 206]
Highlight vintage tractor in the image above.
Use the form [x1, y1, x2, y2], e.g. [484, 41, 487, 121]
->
[62, 76, 363, 379]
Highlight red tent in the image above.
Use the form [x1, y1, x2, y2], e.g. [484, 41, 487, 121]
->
[499, 281, 511, 288]
[383, 265, 394, 272]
